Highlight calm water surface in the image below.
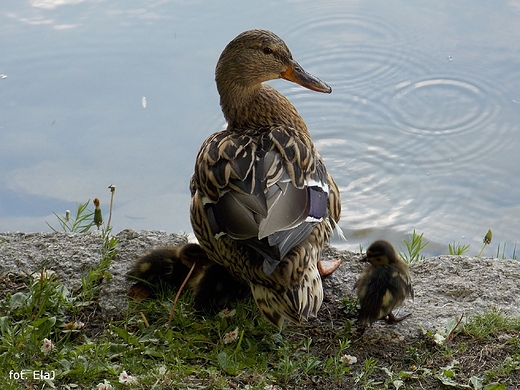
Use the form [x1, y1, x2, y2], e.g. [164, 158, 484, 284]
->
[1, 0, 519, 257]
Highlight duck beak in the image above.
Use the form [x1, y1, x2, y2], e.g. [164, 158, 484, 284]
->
[281, 61, 332, 94]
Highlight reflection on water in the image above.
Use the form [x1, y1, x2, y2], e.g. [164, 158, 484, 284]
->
[1, 0, 519, 258]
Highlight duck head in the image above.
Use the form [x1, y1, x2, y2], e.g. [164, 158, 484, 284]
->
[215, 29, 331, 126]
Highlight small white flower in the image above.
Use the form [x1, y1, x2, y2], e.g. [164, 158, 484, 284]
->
[41, 338, 53, 354]
[119, 370, 138, 385]
[218, 308, 236, 318]
[340, 354, 358, 364]
[434, 332, 446, 346]
[157, 365, 167, 376]
[96, 379, 114, 390]
[223, 327, 239, 344]
[31, 270, 56, 280]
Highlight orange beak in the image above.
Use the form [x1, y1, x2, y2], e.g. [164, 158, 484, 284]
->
[280, 60, 332, 94]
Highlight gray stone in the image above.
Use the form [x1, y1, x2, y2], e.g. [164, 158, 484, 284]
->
[1, 230, 519, 336]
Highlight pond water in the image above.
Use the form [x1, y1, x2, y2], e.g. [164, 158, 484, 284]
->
[1, 0, 519, 258]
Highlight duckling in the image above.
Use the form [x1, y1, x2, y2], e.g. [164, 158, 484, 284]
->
[189, 259, 251, 313]
[127, 243, 249, 313]
[354, 240, 414, 327]
[128, 244, 205, 288]
[190, 29, 342, 328]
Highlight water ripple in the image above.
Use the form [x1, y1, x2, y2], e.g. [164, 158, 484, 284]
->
[283, 6, 404, 47]
[274, 4, 519, 257]
[390, 76, 495, 134]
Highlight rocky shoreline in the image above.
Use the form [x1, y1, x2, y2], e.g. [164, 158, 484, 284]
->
[1, 229, 519, 338]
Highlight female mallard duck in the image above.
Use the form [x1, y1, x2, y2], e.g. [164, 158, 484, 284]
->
[355, 240, 414, 327]
[190, 29, 342, 328]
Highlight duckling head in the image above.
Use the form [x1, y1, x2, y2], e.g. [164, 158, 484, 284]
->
[365, 239, 399, 267]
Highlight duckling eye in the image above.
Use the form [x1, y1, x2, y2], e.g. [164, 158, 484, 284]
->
[263, 47, 274, 55]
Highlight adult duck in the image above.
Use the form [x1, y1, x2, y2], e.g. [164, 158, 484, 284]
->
[190, 29, 342, 328]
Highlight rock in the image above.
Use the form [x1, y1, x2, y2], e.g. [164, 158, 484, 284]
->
[322, 246, 520, 338]
[0, 229, 187, 321]
[1, 230, 519, 336]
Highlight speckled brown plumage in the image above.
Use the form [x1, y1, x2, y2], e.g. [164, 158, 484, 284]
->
[355, 240, 414, 327]
[190, 29, 342, 328]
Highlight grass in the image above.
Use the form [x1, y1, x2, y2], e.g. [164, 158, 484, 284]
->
[3, 270, 520, 389]
[0, 226, 119, 389]
[5, 196, 365, 388]
[389, 309, 520, 389]
[463, 310, 520, 340]
[0, 272, 358, 389]
[496, 241, 517, 260]
[1, 198, 519, 388]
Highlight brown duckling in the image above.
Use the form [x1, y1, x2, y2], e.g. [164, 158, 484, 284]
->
[355, 240, 414, 327]
[189, 29, 343, 328]
[127, 243, 249, 313]
[128, 244, 205, 288]
[188, 259, 251, 313]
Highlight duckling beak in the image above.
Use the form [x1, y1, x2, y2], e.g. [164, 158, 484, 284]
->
[280, 61, 332, 94]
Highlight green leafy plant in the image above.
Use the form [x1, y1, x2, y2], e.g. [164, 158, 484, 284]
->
[78, 228, 119, 304]
[46, 200, 94, 233]
[353, 357, 378, 388]
[400, 230, 429, 263]
[449, 241, 470, 255]
[341, 296, 359, 318]
[322, 337, 353, 378]
[46, 185, 116, 233]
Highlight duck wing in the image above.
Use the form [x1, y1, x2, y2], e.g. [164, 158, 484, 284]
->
[193, 126, 331, 275]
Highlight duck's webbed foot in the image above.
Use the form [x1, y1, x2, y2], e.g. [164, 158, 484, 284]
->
[317, 259, 342, 277]
[385, 311, 412, 324]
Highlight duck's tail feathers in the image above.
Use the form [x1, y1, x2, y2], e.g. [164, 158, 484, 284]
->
[250, 261, 323, 329]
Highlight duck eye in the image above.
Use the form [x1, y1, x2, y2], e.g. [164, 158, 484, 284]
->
[263, 47, 274, 55]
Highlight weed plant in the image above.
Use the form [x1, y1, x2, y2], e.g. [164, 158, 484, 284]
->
[448, 241, 470, 256]
[0, 230, 119, 389]
[400, 230, 429, 263]
[46, 200, 95, 233]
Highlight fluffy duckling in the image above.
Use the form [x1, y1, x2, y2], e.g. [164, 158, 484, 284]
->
[355, 240, 414, 327]
[189, 29, 343, 328]
[189, 259, 251, 313]
[128, 244, 204, 287]
[127, 243, 249, 313]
